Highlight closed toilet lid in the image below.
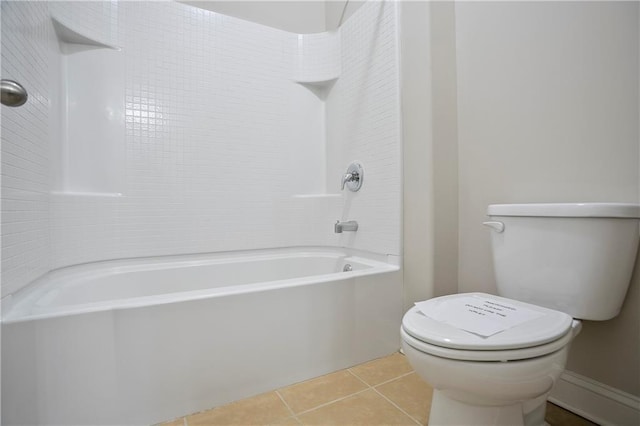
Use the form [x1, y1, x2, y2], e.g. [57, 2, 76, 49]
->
[402, 293, 574, 352]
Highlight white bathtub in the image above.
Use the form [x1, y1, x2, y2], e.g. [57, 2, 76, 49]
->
[2, 247, 402, 425]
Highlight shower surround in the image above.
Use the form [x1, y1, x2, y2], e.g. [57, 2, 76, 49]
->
[1, 0, 402, 424]
[2, 0, 400, 296]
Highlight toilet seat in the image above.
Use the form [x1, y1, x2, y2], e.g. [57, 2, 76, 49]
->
[401, 326, 577, 362]
[402, 293, 576, 362]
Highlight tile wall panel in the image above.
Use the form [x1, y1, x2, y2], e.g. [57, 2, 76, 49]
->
[1, 1, 58, 297]
[327, 1, 402, 256]
[46, 1, 346, 269]
[2, 0, 401, 296]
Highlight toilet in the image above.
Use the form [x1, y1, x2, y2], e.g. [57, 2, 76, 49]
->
[401, 203, 640, 426]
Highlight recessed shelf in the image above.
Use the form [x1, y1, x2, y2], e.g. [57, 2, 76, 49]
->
[294, 78, 338, 100]
[51, 16, 125, 197]
[52, 17, 120, 52]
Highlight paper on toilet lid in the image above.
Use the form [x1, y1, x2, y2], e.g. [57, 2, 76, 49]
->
[415, 294, 545, 338]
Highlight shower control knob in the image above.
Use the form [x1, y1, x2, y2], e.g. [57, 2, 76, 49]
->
[1, 79, 28, 107]
[341, 162, 364, 192]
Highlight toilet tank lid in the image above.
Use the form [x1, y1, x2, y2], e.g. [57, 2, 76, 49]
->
[487, 203, 640, 218]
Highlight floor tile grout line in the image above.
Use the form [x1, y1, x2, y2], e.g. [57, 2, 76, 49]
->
[346, 367, 373, 388]
[371, 386, 423, 426]
[293, 387, 373, 417]
[275, 389, 297, 418]
[346, 366, 414, 388]
[287, 371, 422, 425]
[373, 370, 415, 388]
[280, 413, 302, 426]
[163, 354, 414, 425]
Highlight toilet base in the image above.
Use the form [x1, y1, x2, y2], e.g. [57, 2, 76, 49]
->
[428, 390, 549, 426]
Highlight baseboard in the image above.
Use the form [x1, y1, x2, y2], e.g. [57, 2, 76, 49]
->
[549, 370, 640, 425]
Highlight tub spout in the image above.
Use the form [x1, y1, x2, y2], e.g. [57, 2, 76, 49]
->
[335, 220, 358, 233]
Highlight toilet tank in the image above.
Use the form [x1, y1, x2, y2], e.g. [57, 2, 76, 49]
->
[485, 203, 640, 320]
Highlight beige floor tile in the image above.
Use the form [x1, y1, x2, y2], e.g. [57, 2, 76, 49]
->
[349, 352, 413, 386]
[545, 402, 597, 426]
[375, 372, 432, 425]
[278, 369, 368, 414]
[158, 418, 185, 426]
[297, 389, 418, 425]
[186, 391, 292, 425]
[271, 417, 301, 425]
[156, 356, 594, 426]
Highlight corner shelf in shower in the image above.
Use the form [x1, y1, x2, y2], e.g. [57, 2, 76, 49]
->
[52, 16, 125, 197]
[52, 17, 119, 51]
[294, 78, 338, 100]
[292, 30, 340, 99]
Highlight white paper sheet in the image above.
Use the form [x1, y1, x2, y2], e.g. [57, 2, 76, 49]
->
[415, 295, 545, 337]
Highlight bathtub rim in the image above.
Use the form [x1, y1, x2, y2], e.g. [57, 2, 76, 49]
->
[2, 246, 400, 324]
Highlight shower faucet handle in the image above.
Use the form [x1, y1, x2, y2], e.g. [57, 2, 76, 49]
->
[341, 172, 356, 190]
[341, 162, 364, 192]
[1, 79, 28, 107]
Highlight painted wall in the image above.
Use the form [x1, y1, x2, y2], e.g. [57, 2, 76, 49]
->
[179, 1, 326, 34]
[325, 1, 365, 31]
[403, 0, 639, 401]
[454, 1, 639, 396]
[401, 1, 460, 311]
[400, 1, 435, 309]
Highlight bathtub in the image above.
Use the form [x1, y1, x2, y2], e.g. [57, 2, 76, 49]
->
[2, 247, 402, 425]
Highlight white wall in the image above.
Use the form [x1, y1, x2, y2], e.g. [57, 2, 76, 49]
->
[0, 1, 59, 296]
[403, 0, 640, 403]
[454, 1, 639, 397]
[44, 1, 338, 274]
[326, 0, 402, 257]
[401, 1, 460, 311]
[325, 1, 366, 31]
[180, 1, 326, 33]
[401, 0, 435, 309]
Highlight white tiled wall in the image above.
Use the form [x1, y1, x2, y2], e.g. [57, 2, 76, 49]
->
[1, 0, 401, 297]
[327, 1, 402, 256]
[294, 31, 341, 82]
[1, 1, 59, 297]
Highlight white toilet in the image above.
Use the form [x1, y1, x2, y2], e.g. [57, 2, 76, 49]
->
[401, 203, 640, 426]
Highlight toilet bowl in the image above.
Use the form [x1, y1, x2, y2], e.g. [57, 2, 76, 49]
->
[401, 293, 581, 426]
[401, 203, 640, 426]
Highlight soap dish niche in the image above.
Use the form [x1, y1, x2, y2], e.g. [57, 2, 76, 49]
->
[51, 16, 125, 197]
[52, 17, 120, 53]
[294, 78, 338, 100]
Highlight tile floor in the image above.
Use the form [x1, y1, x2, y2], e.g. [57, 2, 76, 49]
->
[161, 352, 597, 426]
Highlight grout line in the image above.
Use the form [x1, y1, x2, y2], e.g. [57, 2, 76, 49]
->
[294, 388, 372, 417]
[346, 367, 372, 387]
[275, 389, 297, 417]
[347, 366, 415, 389]
[374, 370, 415, 387]
[163, 354, 414, 425]
[371, 387, 423, 426]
